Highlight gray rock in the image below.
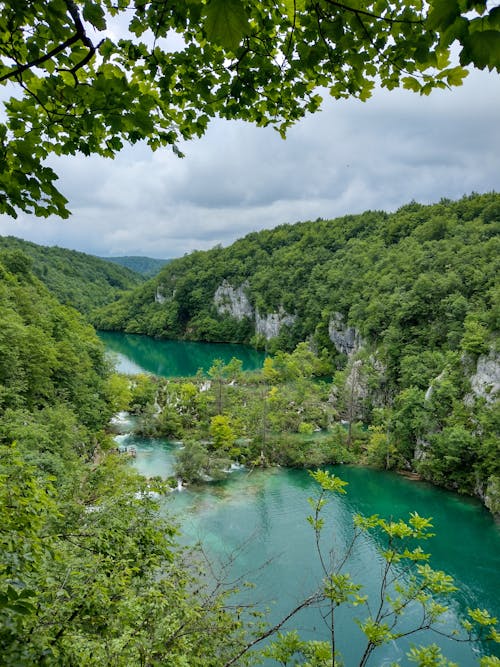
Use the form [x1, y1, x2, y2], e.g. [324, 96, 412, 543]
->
[155, 286, 167, 304]
[213, 280, 253, 320]
[255, 308, 296, 340]
[328, 312, 363, 356]
[213, 281, 296, 340]
[469, 350, 500, 404]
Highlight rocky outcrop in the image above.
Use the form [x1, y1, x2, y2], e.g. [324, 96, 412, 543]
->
[330, 352, 387, 423]
[328, 312, 363, 356]
[484, 476, 500, 517]
[255, 308, 296, 340]
[155, 286, 167, 304]
[469, 350, 500, 404]
[213, 280, 253, 321]
[213, 281, 296, 340]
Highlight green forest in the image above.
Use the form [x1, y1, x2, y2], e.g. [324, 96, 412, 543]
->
[94, 193, 500, 511]
[1, 192, 499, 665]
[100, 256, 171, 278]
[0, 236, 144, 314]
[0, 251, 255, 666]
[1, 0, 499, 663]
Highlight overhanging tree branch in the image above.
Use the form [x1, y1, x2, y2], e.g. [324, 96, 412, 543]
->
[322, 0, 425, 25]
[0, 0, 96, 84]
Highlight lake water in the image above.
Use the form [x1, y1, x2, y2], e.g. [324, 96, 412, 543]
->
[104, 335, 500, 666]
[121, 434, 500, 667]
[98, 330, 265, 376]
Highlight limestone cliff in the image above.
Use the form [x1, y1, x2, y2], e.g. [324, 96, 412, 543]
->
[213, 281, 296, 340]
[469, 350, 499, 404]
[328, 312, 363, 356]
[213, 280, 253, 320]
[255, 308, 296, 340]
[155, 286, 167, 304]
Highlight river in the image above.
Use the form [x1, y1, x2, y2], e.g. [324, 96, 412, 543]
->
[105, 335, 500, 666]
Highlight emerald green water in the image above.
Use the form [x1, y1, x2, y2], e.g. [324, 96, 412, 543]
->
[125, 435, 500, 667]
[107, 336, 500, 665]
[98, 331, 265, 376]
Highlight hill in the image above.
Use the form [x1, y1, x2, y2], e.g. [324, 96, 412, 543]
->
[93, 192, 500, 506]
[93, 193, 499, 354]
[0, 243, 244, 665]
[0, 236, 144, 314]
[100, 256, 171, 277]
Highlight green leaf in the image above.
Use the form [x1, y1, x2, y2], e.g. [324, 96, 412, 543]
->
[464, 30, 500, 70]
[480, 658, 500, 667]
[83, 1, 107, 31]
[204, 0, 249, 52]
[468, 607, 498, 626]
[282, 0, 306, 21]
[445, 66, 468, 86]
[403, 76, 422, 92]
[489, 7, 500, 29]
[427, 0, 460, 31]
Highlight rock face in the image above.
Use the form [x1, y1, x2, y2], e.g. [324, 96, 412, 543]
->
[155, 286, 167, 304]
[213, 281, 296, 340]
[328, 312, 363, 356]
[213, 280, 253, 320]
[485, 476, 500, 517]
[469, 350, 500, 404]
[255, 308, 296, 340]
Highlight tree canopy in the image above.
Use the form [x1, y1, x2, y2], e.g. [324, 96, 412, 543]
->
[1, 0, 499, 218]
[93, 192, 500, 505]
[0, 236, 144, 313]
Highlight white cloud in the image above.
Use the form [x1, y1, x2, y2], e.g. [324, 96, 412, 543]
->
[1, 68, 499, 258]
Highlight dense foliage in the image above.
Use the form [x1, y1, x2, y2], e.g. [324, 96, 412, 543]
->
[2, 0, 499, 217]
[100, 255, 172, 278]
[94, 193, 499, 349]
[0, 242, 499, 666]
[0, 236, 143, 314]
[95, 193, 500, 505]
[0, 254, 249, 665]
[126, 347, 349, 483]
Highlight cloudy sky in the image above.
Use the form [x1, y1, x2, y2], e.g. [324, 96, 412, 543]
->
[1, 67, 499, 259]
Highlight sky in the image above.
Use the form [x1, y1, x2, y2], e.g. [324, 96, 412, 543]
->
[1, 66, 499, 259]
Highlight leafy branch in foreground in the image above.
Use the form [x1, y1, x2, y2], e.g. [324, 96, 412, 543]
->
[261, 470, 500, 667]
[1, 0, 499, 216]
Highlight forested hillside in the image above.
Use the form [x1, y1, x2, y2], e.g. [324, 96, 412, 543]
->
[0, 236, 144, 314]
[100, 255, 171, 277]
[94, 193, 499, 506]
[1, 219, 499, 665]
[93, 193, 499, 352]
[0, 249, 246, 665]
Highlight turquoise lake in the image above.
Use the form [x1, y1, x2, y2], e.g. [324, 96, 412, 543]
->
[105, 336, 500, 666]
[98, 330, 265, 376]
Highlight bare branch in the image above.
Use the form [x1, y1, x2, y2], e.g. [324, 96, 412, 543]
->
[223, 590, 324, 667]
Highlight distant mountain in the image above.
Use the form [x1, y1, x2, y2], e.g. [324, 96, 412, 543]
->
[101, 256, 172, 277]
[0, 236, 144, 314]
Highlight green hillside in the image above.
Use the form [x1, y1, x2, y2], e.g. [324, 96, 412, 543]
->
[0, 236, 144, 314]
[100, 255, 171, 277]
[93, 192, 499, 353]
[93, 192, 500, 505]
[0, 248, 245, 665]
[1, 209, 499, 664]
